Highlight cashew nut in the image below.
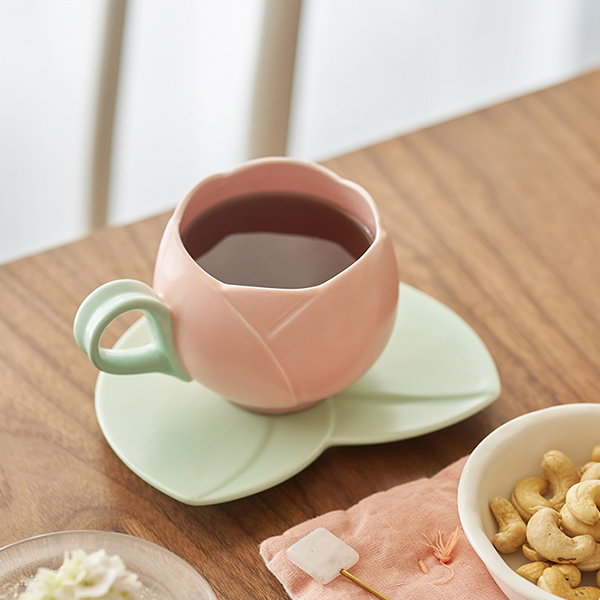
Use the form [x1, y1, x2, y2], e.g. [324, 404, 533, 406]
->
[570, 587, 600, 600]
[542, 450, 580, 509]
[526, 507, 595, 564]
[566, 481, 600, 526]
[592, 446, 600, 463]
[554, 564, 582, 587]
[512, 476, 552, 521]
[516, 561, 549, 584]
[581, 463, 600, 482]
[490, 496, 527, 553]
[522, 542, 546, 562]
[561, 504, 600, 542]
[539, 567, 573, 598]
[538, 567, 600, 600]
[576, 544, 600, 572]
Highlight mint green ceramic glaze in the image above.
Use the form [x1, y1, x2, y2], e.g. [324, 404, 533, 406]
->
[94, 284, 501, 505]
[73, 279, 190, 381]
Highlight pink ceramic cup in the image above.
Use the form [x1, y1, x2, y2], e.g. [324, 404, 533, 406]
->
[74, 158, 399, 413]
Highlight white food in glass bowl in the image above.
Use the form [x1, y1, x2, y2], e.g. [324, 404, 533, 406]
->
[0, 531, 216, 600]
[17, 549, 143, 600]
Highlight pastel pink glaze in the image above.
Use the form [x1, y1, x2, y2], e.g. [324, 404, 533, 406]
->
[153, 158, 399, 413]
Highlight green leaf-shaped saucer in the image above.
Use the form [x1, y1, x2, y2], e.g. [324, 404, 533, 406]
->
[95, 284, 500, 505]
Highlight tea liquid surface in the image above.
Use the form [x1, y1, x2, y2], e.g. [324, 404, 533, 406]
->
[182, 192, 373, 288]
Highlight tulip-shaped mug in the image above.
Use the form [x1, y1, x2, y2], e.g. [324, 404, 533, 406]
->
[74, 158, 399, 413]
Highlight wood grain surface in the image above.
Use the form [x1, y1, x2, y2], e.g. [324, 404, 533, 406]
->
[2, 70, 600, 598]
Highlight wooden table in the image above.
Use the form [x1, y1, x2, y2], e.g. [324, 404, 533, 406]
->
[2, 70, 600, 598]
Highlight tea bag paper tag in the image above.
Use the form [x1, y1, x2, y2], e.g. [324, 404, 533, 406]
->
[286, 527, 359, 585]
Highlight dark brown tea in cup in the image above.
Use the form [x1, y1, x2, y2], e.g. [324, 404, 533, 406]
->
[182, 192, 374, 288]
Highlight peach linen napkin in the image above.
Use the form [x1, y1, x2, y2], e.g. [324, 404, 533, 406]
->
[260, 457, 507, 599]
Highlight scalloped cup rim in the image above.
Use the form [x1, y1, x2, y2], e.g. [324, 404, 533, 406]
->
[168, 156, 385, 292]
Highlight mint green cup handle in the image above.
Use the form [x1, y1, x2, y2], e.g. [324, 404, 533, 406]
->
[74, 279, 191, 381]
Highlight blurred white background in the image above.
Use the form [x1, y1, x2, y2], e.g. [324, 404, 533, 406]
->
[2, 0, 600, 264]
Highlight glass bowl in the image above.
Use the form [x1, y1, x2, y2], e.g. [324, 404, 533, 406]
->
[0, 530, 216, 599]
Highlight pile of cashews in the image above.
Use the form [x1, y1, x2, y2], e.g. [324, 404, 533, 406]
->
[490, 446, 600, 600]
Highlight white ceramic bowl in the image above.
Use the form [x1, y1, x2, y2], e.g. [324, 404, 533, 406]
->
[458, 403, 600, 600]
